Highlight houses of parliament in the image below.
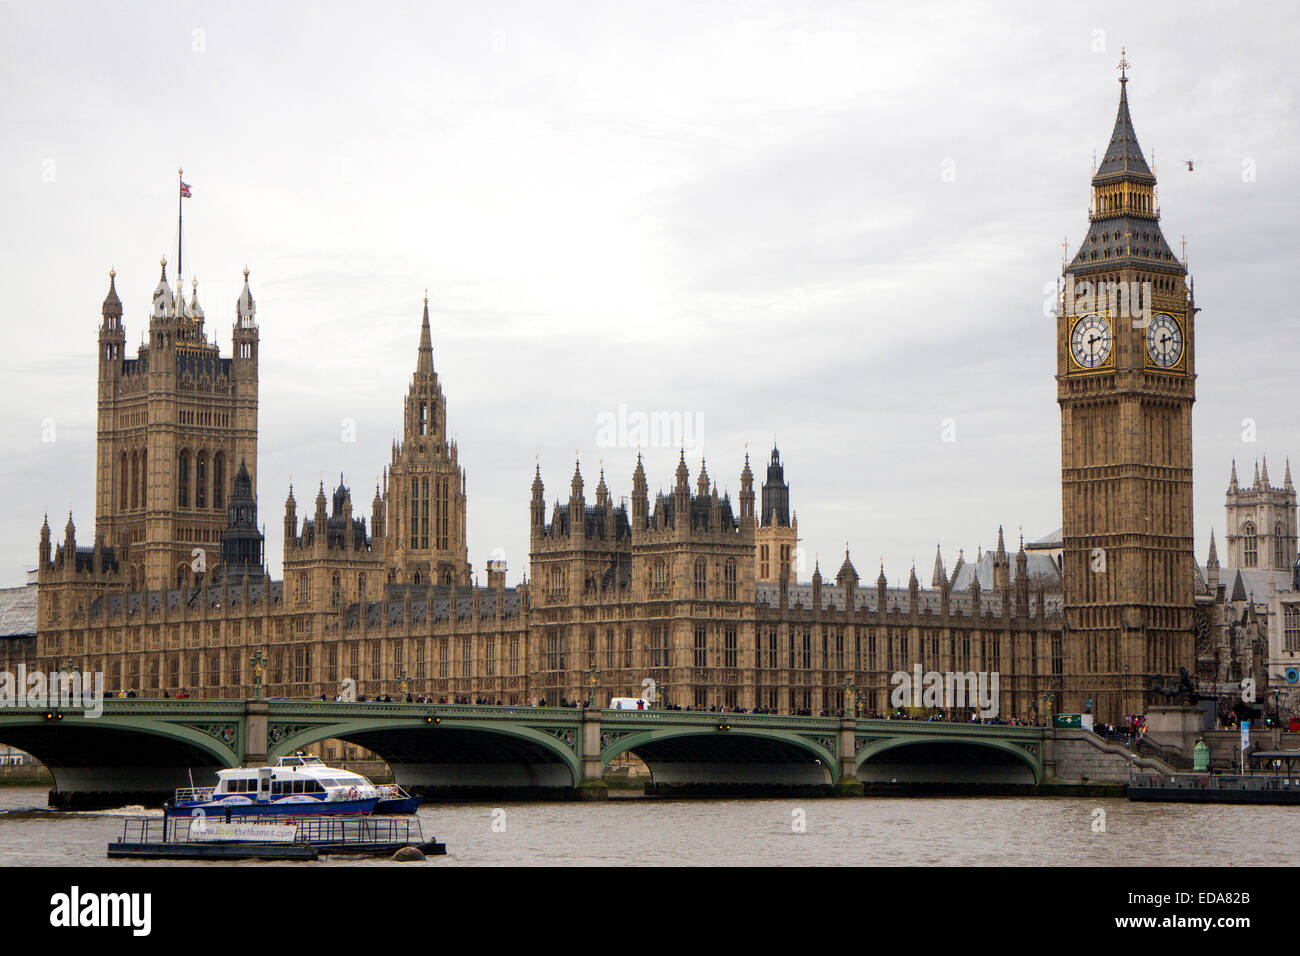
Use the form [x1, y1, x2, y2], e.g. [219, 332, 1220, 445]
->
[9, 68, 1292, 726]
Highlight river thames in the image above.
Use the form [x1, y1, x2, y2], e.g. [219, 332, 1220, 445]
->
[1, 786, 1297, 866]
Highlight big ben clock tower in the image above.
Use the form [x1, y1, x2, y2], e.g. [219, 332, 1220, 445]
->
[1057, 51, 1197, 723]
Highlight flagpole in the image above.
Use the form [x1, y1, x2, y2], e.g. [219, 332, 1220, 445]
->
[177, 167, 184, 280]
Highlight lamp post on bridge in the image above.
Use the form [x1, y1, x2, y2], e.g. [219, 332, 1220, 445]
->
[586, 665, 602, 708]
[399, 668, 410, 700]
[841, 677, 857, 719]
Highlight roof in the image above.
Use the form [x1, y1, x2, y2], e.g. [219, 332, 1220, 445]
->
[1026, 528, 1063, 549]
[0, 583, 38, 639]
[949, 552, 1062, 592]
[1094, 81, 1154, 180]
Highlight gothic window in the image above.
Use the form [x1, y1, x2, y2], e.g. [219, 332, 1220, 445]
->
[120, 452, 128, 509]
[1243, 521, 1258, 568]
[419, 402, 428, 436]
[724, 560, 737, 600]
[409, 477, 418, 549]
[724, 628, 737, 668]
[358, 574, 366, 603]
[437, 478, 449, 550]
[693, 627, 707, 668]
[1285, 605, 1300, 652]
[651, 559, 667, 595]
[213, 453, 225, 510]
[693, 559, 707, 598]
[130, 450, 140, 509]
[196, 451, 207, 509]
[760, 544, 770, 579]
[1275, 523, 1286, 569]
[421, 477, 430, 549]
[331, 573, 341, 608]
[177, 450, 190, 508]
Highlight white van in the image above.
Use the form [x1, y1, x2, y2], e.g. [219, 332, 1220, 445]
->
[609, 697, 650, 711]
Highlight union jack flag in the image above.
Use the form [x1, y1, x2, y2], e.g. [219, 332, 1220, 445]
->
[180, 181, 192, 198]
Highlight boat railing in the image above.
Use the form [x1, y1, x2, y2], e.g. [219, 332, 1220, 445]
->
[1134, 772, 1299, 791]
[174, 786, 215, 803]
[120, 813, 424, 847]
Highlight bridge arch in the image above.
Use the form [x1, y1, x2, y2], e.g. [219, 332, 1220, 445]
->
[0, 713, 238, 807]
[601, 726, 836, 787]
[268, 718, 581, 790]
[856, 735, 1041, 785]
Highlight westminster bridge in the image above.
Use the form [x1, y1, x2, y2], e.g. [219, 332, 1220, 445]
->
[0, 699, 1052, 807]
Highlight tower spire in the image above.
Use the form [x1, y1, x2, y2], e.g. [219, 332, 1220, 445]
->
[417, 292, 434, 376]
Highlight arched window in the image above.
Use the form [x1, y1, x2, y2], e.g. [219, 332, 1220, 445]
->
[331, 572, 341, 608]
[724, 559, 737, 600]
[196, 451, 208, 509]
[1276, 523, 1286, 569]
[130, 450, 139, 509]
[140, 448, 146, 508]
[120, 452, 128, 509]
[213, 453, 225, 510]
[1243, 521, 1258, 568]
[694, 559, 707, 598]
[652, 559, 667, 595]
[177, 450, 190, 508]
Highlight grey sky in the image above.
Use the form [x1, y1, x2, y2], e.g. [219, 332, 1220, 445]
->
[2, 1, 1297, 586]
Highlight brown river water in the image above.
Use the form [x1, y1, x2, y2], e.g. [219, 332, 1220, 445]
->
[1, 786, 1295, 866]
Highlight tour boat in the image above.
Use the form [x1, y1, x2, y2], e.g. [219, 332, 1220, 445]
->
[167, 755, 381, 817]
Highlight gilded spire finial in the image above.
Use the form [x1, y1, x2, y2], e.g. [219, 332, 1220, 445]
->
[1117, 47, 1129, 83]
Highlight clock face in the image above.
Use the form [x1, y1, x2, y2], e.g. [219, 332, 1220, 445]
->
[1070, 314, 1112, 369]
[1146, 313, 1183, 368]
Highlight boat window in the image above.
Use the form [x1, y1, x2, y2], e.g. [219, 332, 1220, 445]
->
[293, 780, 304, 794]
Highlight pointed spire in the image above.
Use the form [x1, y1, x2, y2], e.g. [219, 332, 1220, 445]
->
[838, 547, 858, 584]
[931, 544, 946, 589]
[531, 462, 544, 498]
[1254, 460, 1261, 488]
[1207, 529, 1219, 567]
[102, 268, 121, 317]
[417, 292, 434, 376]
[1261, 456, 1271, 487]
[876, 561, 887, 588]
[675, 449, 690, 491]
[1095, 49, 1153, 181]
[188, 277, 204, 320]
[996, 525, 1007, 558]
[908, 564, 919, 590]
[237, 266, 255, 323]
[1286, 458, 1293, 491]
[1229, 459, 1239, 493]
[570, 458, 583, 497]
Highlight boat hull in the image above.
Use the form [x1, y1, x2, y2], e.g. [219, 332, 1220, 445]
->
[166, 797, 379, 818]
[375, 795, 423, 814]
